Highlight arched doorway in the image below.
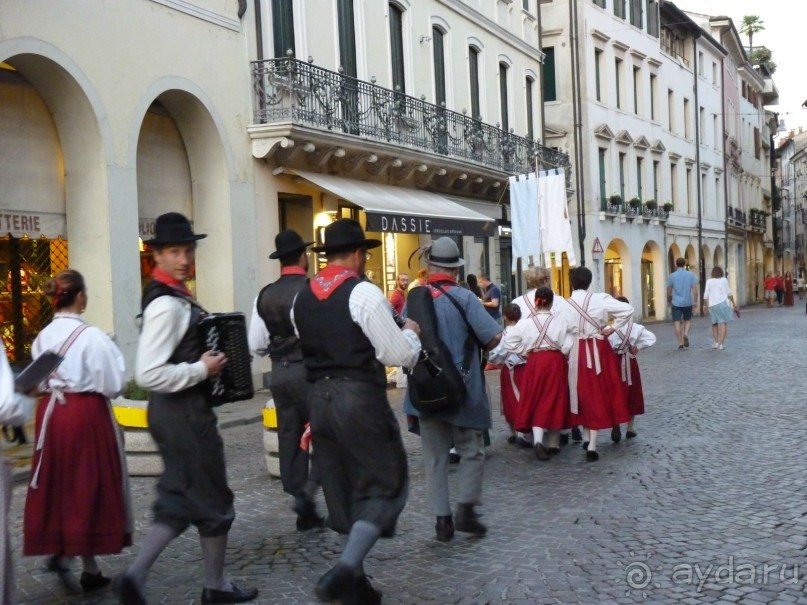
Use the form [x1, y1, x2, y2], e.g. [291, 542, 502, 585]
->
[701, 244, 711, 279]
[713, 245, 724, 270]
[605, 239, 630, 299]
[668, 242, 682, 275]
[684, 244, 697, 271]
[641, 240, 663, 319]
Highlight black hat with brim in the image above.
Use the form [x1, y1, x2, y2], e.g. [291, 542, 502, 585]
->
[269, 229, 315, 259]
[143, 212, 207, 246]
[311, 218, 381, 254]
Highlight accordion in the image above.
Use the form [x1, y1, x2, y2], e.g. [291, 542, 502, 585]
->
[197, 312, 254, 406]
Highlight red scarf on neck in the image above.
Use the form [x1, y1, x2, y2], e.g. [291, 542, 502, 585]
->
[310, 265, 359, 301]
[426, 273, 458, 298]
[280, 266, 307, 277]
[152, 267, 192, 297]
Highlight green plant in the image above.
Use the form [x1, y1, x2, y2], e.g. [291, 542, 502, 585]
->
[628, 197, 642, 208]
[663, 202, 673, 212]
[609, 193, 623, 204]
[644, 199, 658, 210]
[121, 378, 149, 400]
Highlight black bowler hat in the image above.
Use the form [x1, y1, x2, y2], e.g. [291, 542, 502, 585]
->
[269, 229, 314, 259]
[311, 218, 381, 253]
[143, 212, 207, 246]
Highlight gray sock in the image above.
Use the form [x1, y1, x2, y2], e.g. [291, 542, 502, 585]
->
[339, 520, 381, 571]
[200, 534, 231, 591]
[126, 523, 177, 586]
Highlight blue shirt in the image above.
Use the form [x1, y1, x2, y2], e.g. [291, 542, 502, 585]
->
[483, 283, 502, 320]
[403, 284, 501, 430]
[667, 268, 698, 307]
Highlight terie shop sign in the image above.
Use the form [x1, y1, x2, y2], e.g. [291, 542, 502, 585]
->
[0, 211, 66, 239]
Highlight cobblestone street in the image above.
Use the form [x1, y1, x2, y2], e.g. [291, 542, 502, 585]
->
[8, 304, 807, 604]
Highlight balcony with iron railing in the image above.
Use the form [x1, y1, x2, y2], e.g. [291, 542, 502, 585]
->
[599, 199, 669, 222]
[250, 56, 571, 184]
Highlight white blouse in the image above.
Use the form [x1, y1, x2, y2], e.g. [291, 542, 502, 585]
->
[608, 322, 657, 354]
[0, 344, 34, 425]
[32, 313, 125, 398]
[703, 277, 731, 307]
[567, 290, 633, 338]
[503, 312, 575, 357]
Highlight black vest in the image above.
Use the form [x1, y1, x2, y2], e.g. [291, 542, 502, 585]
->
[294, 276, 386, 385]
[141, 280, 205, 366]
[256, 274, 307, 363]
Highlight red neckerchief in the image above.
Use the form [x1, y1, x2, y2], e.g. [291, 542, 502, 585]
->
[280, 266, 307, 277]
[310, 265, 359, 301]
[152, 267, 192, 297]
[427, 273, 458, 299]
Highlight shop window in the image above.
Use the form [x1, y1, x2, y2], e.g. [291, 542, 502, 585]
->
[0, 236, 68, 364]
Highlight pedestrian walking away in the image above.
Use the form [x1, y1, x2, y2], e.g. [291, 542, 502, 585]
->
[702, 266, 735, 351]
[1, 343, 35, 605]
[292, 218, 422, 604]
[248, 228, 324, 532]
[23, 269, 130, 596]
[403, 237, 502, 542]
[567, 267, 633, 461]
[608, 296, 656, 440]
[666, 257, 698, 349]
[120, 213, 257, 605]
[500, 287, 574, 461]
[487, 304, 528, 447]
[764, 273, 776, 308]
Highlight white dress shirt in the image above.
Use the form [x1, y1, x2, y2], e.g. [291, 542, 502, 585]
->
[32, 313, 125, 398]
[136, 296, 208, 393]
[247, 296, 270, 352]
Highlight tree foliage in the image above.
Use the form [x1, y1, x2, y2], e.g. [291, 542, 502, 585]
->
[739, 15, 765, 54]
[749, 46, 777, 74]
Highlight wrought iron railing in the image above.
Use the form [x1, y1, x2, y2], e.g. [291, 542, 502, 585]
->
[728, 206, 747, 225]
[600, 201, 668, 220]
[252, 56, 571, 180]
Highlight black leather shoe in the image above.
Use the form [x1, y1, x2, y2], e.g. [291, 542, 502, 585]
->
[586, 450, 599, 462]
[46, 555, 70, 574]
[534, 443, 549, 461]
[571, 427, 582, 442]
[355, 575, 382, 605]
[448, 452, 461, 464]
[80, 571, 111, 593]
[315, 563, 356, 603]
[296, 512, 325, 531]
[454, 503, 487, 536]
[611, 425, 622, 443]
[547, 447, 561, 455]
[117, 575, 147, 605]
[200, 583, 258, 604]
[626, 430, 638, 439]
[435, 515, 454, 542]
[515, 437, 532, 448]
[559, 433, 570, 446]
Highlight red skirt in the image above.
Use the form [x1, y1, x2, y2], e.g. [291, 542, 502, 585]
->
[499, 364, 525, 428]
[573, 339, 630, 430]
[515, 351, 571, 432]
[24, 392, 131, 557]
[626, 357, 645, 416]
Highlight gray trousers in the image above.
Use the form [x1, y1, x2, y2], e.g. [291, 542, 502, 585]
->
[270, 361, 316, 498]
[419, 417, 485, 516]
[2, 460, 14, 605]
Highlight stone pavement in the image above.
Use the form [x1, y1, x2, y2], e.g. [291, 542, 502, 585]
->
[8, 303, 807, 604]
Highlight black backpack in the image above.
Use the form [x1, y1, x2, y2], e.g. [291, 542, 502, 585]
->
[405, 283, 480, 413]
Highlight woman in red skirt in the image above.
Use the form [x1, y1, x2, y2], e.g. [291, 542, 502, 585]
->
[489, 304, 530, 446]
[24, 270, 130, 593]
[566, 267, 633, 462]
[608, 296, 656, 440]
[501, 287, 574, 461]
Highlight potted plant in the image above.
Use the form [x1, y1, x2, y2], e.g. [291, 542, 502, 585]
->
[628, 196, 642, 209]
[644, 199, 658, 210]
[120, 378, 148, 401]
[662, 202, 673, 212]
[608, 193, 623, 205]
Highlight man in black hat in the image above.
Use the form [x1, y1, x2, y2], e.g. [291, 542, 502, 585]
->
[292, 218, 421, 604]
[247, 229, 323, 531]
[120, 212, 257, 605]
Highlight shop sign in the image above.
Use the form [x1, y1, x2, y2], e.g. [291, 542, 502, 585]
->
[365, 212, 495, 237]
[0, 210, 66, 239]
[139, 218, 157, 240]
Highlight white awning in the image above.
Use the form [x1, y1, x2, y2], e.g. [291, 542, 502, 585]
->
[288, 169, 496, 237]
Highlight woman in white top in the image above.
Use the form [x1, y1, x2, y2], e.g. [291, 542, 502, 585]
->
[1, 344, 35, 605]
[23, 270, 130, 594]
[702, 266, 735, 350]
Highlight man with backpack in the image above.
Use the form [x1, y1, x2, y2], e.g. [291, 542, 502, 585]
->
[403, 237, 502, 542]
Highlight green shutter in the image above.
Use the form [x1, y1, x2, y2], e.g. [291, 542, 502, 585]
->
[337, 0, 357, 77]
[433, 27, 446, 106]
[272, 0, 295, 58]
[542, 47, 557, 102]
[389, 3, 405, 93]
